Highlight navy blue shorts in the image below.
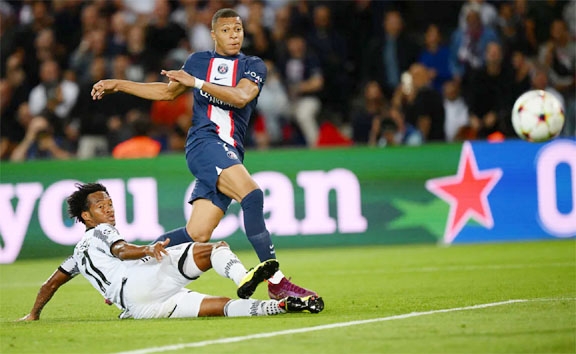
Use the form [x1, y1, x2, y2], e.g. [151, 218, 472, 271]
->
[185, 138, 244, 212]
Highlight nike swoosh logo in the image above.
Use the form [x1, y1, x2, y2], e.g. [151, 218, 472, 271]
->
[214, 76, 226, 81]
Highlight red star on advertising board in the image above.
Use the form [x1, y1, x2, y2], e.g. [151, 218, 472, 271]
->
[425, 142, 503, 244]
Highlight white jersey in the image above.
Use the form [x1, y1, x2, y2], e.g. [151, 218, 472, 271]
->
[59, 226, 209, 319]
[68, 223, 138, 307]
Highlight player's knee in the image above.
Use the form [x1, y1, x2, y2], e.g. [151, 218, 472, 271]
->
[186, 226, 212, 243]
[240, 189, 263, 209]
[213, 241, 229, 249]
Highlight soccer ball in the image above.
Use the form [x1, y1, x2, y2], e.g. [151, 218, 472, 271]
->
[511, 90, 565, 142]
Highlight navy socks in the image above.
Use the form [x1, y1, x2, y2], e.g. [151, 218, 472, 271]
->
[154, 227, 192, 246]
[241, 189, 276, 262]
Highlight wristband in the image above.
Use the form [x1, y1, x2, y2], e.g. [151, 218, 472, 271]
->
[194, 78, 204, 90]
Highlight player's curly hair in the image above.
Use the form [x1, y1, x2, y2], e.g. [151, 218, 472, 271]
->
[211, 8, 241, 29]
[67, 183, 108, 224]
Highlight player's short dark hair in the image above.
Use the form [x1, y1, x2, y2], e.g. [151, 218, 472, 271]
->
[67, 183, 108, 224]
[211, 8, 241, 29]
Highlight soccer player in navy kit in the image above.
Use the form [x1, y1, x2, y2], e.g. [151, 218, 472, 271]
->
[91, 8, 317, 300]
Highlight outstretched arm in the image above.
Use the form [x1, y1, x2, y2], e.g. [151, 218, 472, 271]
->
[91, 79, 189, 101]
[161, 69, 260, 108]
[18, 268, 73, 321]
[111, 238, 170, 261]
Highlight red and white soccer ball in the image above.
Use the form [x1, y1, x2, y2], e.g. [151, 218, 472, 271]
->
[511, 90, 565, 142]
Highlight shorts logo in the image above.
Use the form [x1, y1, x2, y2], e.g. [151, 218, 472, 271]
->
[227, 151, 238, 160]
[218, 64, 229, 74]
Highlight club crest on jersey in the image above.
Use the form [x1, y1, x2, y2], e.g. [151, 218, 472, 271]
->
[218, 63, 229, 74]
[227, 151, 238, 160]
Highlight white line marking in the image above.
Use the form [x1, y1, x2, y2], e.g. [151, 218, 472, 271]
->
[115, 298, 575, 354]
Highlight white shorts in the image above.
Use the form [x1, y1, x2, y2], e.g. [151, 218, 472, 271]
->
[122, 243, 209, 319]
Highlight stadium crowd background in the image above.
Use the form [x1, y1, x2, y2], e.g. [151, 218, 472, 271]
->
[0, 0, 574, 161]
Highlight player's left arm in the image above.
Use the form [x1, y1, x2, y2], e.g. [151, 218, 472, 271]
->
[111, 239, 170, 261]
[18, 268, 73, 321]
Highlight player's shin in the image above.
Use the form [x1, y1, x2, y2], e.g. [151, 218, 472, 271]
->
[210, 245, 248, 285]
[153, 227, 192, 246]
[241, 189, 276, 262]
[223, 299, 285, 317]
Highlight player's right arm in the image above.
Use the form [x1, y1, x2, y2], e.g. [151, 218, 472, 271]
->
[91, 79, 188, 101]
[18, 268, 73, 321]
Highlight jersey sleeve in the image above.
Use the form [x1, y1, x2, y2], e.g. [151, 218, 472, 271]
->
[243, 57, 267, 91]
[58, 255, 80, 277]
[94, 223, 124, 255]
[182, 52, 200, 73]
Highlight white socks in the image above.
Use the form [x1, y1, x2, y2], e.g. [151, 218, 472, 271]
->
[267, 270, 285, 284]
[210, 245, 248, 285]
[224, 299, 286, 317]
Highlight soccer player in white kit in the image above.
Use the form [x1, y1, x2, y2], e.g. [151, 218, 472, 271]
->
[19, 183, 323, 320]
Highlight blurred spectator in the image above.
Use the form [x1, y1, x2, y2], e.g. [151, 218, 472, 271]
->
[0, 53, 31, 159]
[526, 0, 567, 45]
[10, 0, 54, 87]
[530, 64, 565, 108]
[108, 11, 129, 56]
[125, 25, 155, 82]
[564, 0, 576, 39]
[538, 18, 575, 137]
[144, 0, 188, 69]
[10, 115, 72, 162]
[256, 60, 289, 146]
[340, 0, 380, 93]
[241, 0, 274, 60]
[443, 80, 470, 142]
[34, 28, 68, 71]
[307, 4, 350, 122]
[538, 19, 575, 98]
[449, 8, 500, 81]
[238, 0, 276, 29]
[50, 0, 83, 57]
[496, 0, 534, 58]
[510, 50, 533, 99]
[464, 42, 514, 139]
[112, 116, 161, 159]
[349, 80, 387, 145]
[188, 6, 213, 52]
[458, 0, 499, 31]
[28, 59, 79, 137]
[418, 24, 452, 93]
[392, 64, 445, 142]
[362, 10, 420, 98]
[270, 5, 291, 61]
[70, 56, 110, 159]
[69, 28, 109, 85]
[277, 34, 324, 147]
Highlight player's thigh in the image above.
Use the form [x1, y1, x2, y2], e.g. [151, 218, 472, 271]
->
[148, 290, 209, 319]
[186, 198, 223, 239]
[217, 164, 259, 201]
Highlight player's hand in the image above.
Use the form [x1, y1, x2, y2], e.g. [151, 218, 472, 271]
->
[91, 80, 117, 100]
[147, 238, 170, 261]
[17, 313, 38, 321]
[161, 69, 196, 87]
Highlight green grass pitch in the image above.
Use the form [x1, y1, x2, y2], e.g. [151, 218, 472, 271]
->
[1, 239, 575, 353]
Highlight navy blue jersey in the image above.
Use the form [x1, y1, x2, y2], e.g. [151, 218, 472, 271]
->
[182, 51, 267, 154]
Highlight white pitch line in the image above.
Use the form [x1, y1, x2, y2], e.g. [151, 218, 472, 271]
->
[116, 298, 574, 354]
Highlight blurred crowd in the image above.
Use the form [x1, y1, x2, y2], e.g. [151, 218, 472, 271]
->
[1, 0, 575, 161]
